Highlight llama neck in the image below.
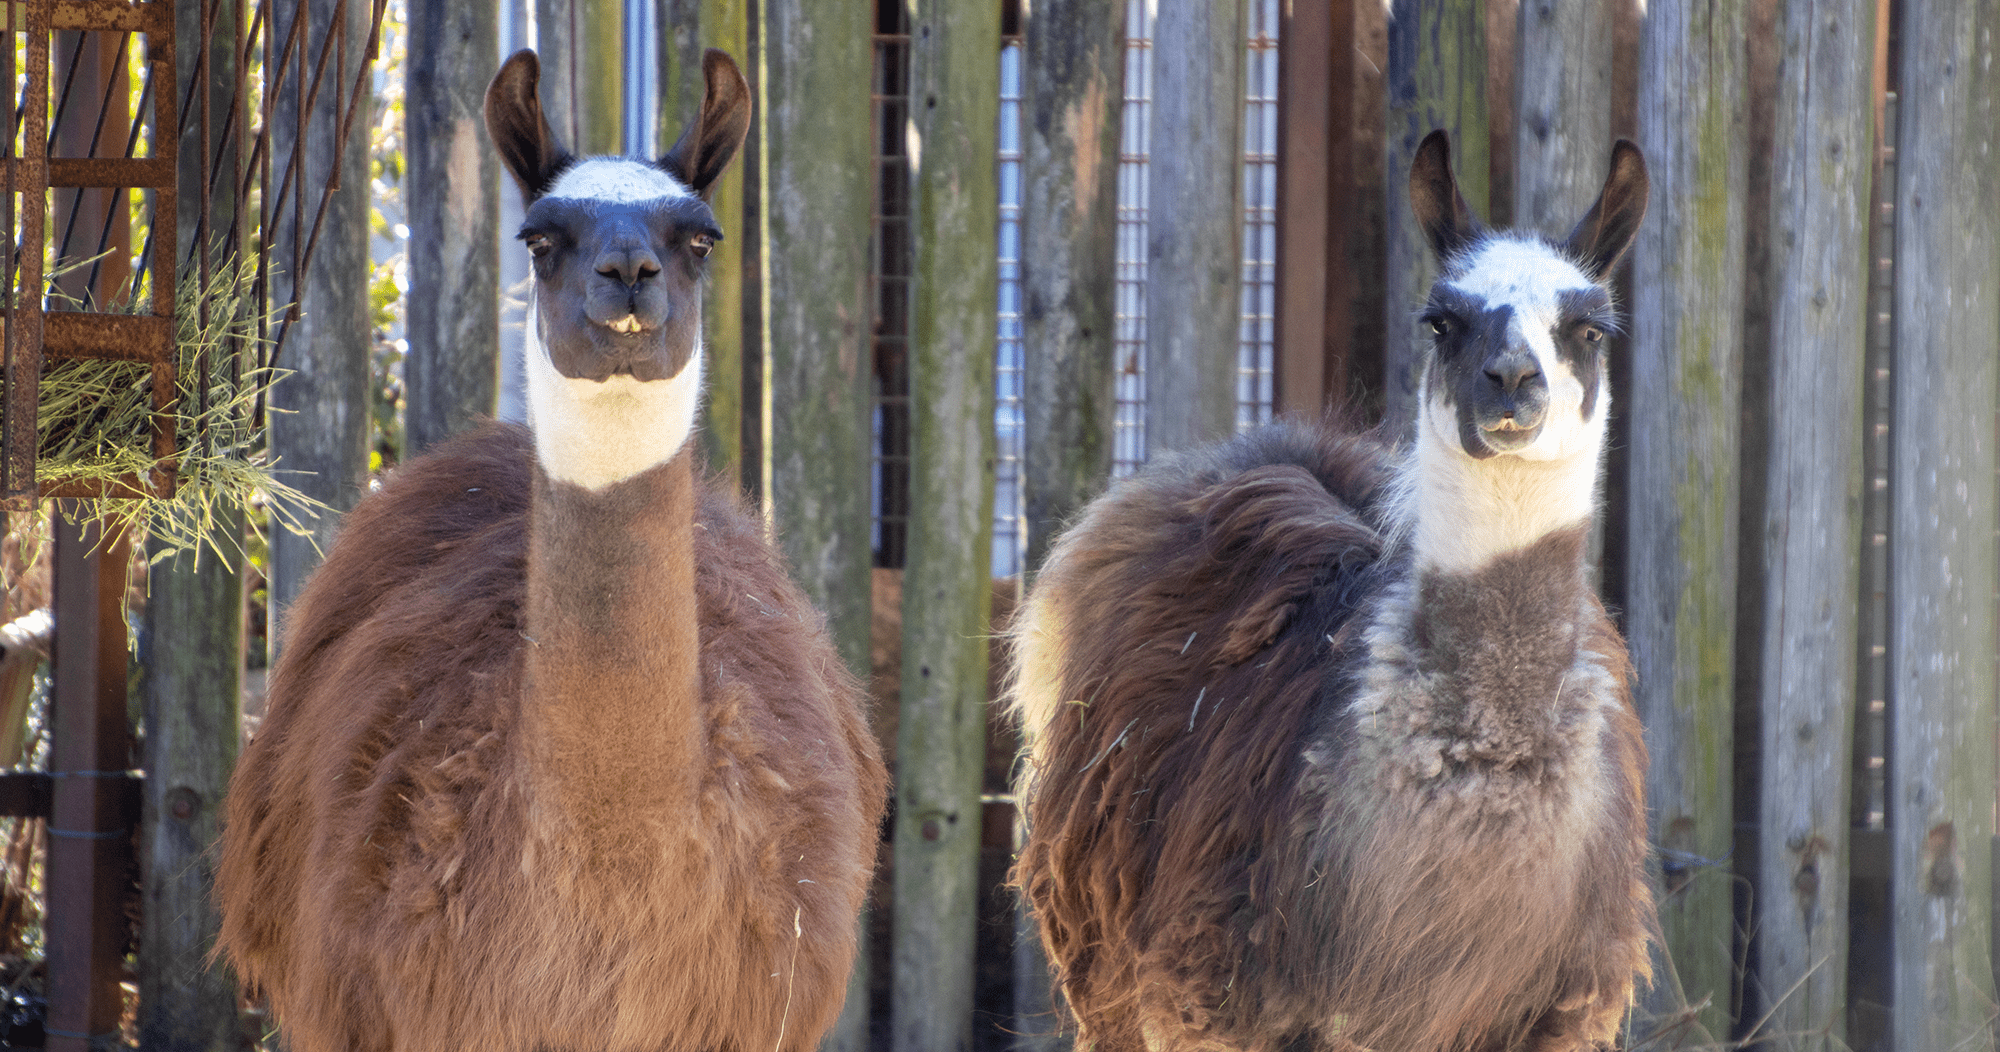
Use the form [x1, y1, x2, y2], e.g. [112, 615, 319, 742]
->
[521, 449, 701, 839]
[1401, 418, 1603, 577]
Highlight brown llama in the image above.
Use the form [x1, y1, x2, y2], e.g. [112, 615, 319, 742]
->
[215, 49, 886, 1052]
[1008, 132, 1654, 1052]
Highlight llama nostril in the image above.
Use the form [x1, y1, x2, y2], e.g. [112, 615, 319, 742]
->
[1485, 356, 1540, 393]
[596, 251, 662, 287]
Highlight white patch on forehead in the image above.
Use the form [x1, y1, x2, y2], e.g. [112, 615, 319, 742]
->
[544, 158, 691, 204]
[1446, 237, 1592, 307]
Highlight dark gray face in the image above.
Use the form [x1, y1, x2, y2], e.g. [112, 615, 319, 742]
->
[1417, 239, 1619, 461]
[518, 171, 720, 383]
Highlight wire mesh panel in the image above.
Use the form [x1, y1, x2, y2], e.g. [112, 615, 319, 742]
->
[1238, 0, 1278, 432]
[1111, 0, 1151, 477]
[993, 34, 1024, 577]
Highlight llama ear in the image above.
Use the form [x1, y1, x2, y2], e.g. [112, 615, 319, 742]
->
[1408, 129, 1485, 264]
[1563, 140, 1649, 281]
[485, 50, 573, 206]
[661, 49, 752, 200]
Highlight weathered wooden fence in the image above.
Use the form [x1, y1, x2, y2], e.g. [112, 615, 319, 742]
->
[9, 0, 1993, 1049]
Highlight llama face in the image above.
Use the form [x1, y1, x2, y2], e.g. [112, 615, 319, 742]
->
[1418, 238, 1617, 464]
[486, 47, 750, 488]
[519, 166, 718, 385]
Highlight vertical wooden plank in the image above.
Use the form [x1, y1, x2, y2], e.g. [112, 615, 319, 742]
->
[1017, 0, 1120, 1043]
[45, 515, 134, 1052]
[760, 0, 875, 1045]
[1382, 0, 1486, 439]
[1751, 0, 1873, 1046]
[1511, 0, 1609, 231]
[139, 2, 249, 1045]
[404, 0, 499, 455]
[1275, 0, 1330, 415]
[893, 0, 997, 1046]
[1626, 0, 1747, 1035]
[533, 0, 622, 155]
[658, 0, 749, 485]
[1143, 0, 1242, 455]
[268, 0, 376, 650]
[139, 541, 243, 1052]
[1020, 0, 1120, 569]
[1888, 2, 1999, 1048]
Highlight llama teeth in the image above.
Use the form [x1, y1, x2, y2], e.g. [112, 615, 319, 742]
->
[608, 315, 643, 335]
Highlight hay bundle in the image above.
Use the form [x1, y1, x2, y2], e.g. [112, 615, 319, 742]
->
[29, 254, 322, 562]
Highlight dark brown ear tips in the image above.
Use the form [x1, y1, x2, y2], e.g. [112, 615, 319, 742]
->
[1562, 140, 1649, 281]
[485, 49, 573, 205]
[1408, 129, 1486, 264]
[660, 49, 752, 200]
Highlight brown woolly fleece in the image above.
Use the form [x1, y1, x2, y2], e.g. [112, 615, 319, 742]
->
[1010, 420, 1651, 1052]
[215, 422, 886, 1052]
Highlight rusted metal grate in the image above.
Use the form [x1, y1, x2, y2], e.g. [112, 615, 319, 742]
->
[0, 0, 388, 511]
[3, 0, 179, 506]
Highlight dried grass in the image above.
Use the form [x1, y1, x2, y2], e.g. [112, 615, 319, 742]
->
[27, 252, 324, 567]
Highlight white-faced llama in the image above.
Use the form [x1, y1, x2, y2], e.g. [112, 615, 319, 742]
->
[1009, 131, 1654, 1052]
[215, 49, 886, 1052]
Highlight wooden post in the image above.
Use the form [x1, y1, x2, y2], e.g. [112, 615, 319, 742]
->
[1017, 1, 1121, 1043]
[1750, 0, 1873, 1046]
[404, 0, 500, 454]
[1020, 0, 1120, 570]
[1888, 3, 1999, 1048]
[1382, 0, 1486, 439]
[759, 0, 875, 1045]
[268, 0, 376, 650]
[139, 542, 243, 1052]
[658, 0, 750, 485]
[533, 0, 623, 155]
[138, 1, 251, 1045]
[1511, 0, 1609, 232]
[1276, 0, 1332, 415]
[893, 0, 998, 1047]
[1144, 0, 1242, 456]
[45, 515, 135, 1052]
[1626, 0, 1747, 1034]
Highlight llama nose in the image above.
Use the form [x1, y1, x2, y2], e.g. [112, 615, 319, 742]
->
[1484, 351, 1540, 395]
[595, 246, 661, 287]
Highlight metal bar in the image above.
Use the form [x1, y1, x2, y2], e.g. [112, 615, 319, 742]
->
[1, 0, 27, 500]
[41, 472, 162, 499]
[16, 0, 51, 504]
[45, 509, 137, 1052]
[50, 0, 172, 35]
[47, 155, 171, 188]
[42, 310, 173, 362]
[268, 0, 385, 368]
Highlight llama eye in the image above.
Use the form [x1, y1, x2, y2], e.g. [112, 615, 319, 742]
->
[1428, 317, 1450, 337]
[690, 234, 714, 259]
[523, 234, 552, 258]
[1582, 325, 1604, 344]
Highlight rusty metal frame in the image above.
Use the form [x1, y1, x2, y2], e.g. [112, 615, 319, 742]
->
[0, 0, 179, 509]
[0, 0, 386, 511]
